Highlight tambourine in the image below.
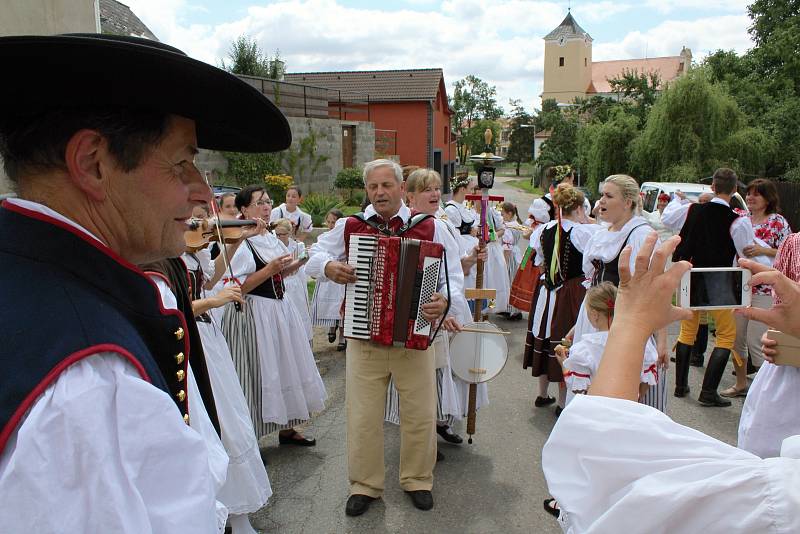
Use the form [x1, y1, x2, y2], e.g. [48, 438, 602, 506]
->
[449, 321, 509, 384]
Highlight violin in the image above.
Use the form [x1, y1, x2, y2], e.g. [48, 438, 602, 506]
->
[184, 217, 258, 252]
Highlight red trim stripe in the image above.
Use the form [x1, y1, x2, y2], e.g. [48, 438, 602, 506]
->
[0, 344, 151, 453]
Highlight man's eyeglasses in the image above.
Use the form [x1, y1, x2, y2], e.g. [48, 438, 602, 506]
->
[252, 199, 273, 206]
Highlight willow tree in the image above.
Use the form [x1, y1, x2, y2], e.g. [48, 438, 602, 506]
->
[630, 72, 743, 182]
[576, 108, 639, 192]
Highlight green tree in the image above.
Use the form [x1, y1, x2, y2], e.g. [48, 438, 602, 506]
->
[506, 99, 535, 176]
[463, 119, 501, 160]
[576, 108, 640, 192]
[535, 99, 579, 172]
[222, 35, 269, 77]
[221, 151, 282, 187]
[629, 72, 743, 181]
[450, 75, 504, 162]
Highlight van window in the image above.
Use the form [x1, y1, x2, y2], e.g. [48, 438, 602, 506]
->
[642, 186, 659, 213]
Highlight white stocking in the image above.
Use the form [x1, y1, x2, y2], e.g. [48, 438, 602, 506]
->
[538, 375, 550, 398]
[230, 513, 258, 534]
[557, 385, 567, 409]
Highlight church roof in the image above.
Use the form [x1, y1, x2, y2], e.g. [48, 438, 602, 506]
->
[588, 56, 688, 94]
[544, 12, 591, 41]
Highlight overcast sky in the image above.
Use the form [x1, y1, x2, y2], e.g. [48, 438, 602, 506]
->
[124, 0, 755, 113]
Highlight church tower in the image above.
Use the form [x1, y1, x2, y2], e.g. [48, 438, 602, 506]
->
[541, 12, 593, 104]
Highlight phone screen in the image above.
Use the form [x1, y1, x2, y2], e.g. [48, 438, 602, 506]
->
[690, 270, 744, 307]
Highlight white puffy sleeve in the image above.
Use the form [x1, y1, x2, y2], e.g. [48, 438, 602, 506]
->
[444, 203, 463, 229]
[434, 219, 470, 323]
[0, 354, 221, 534]
[543, 395, 800, 534]
[306, 217, 348, 281]
[562, 341, 597, 394]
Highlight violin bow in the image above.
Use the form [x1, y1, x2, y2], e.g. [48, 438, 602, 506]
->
[202, 171, 242, 312]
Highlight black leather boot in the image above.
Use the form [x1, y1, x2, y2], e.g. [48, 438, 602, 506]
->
[698, 348, 732, 407]
[690, 323, 708, 367]
[674, 342, 693, 397]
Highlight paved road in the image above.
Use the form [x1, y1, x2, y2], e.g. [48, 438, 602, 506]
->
[250, 313, 744, 533]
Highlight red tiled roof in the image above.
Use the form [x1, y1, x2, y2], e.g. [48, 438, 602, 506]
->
[285, 68, 444, 102]
[588, 56, 686, 94]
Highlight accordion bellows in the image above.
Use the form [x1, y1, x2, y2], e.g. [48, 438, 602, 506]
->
[344, 234, 444, 350]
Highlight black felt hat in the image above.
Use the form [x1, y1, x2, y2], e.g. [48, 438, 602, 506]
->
[0, 34, 291, 152]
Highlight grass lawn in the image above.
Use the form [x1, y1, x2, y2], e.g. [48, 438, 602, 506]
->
[308, 279, 316, 301]
[506, 179, 543, 196]
[340, 205, 361, 216]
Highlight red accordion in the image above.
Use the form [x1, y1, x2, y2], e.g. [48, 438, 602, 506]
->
[344, 234, 445, 350]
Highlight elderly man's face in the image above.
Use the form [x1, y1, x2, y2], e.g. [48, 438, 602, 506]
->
[365, 165, 404, 220]
[107, 115, 210, 262]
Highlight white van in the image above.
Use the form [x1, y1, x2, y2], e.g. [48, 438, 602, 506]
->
[640, 182, 711, 213]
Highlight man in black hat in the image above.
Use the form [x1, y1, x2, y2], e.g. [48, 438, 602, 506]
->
[0, 34, 290, 533]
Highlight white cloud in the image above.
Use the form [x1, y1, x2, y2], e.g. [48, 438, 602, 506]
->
[593, 14, 753, 62]
[123, 0, 753, 114]
[642, 0, 750, 14]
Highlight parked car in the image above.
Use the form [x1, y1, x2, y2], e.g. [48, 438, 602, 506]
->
[639, 182, 710, 213]
[212, 185, 240, 199]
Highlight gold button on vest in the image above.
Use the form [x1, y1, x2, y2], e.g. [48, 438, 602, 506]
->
[176, 369, 185, 381]
[174, 352, 184, 364]
[174, 327, 184, 340]
[176, 390, 186, 402]
[183, 414, 190, 424]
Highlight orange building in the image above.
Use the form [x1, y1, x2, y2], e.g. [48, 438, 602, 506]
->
[285, 68, 457, 188]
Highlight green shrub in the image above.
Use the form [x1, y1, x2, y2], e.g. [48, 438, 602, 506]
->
[334, 167, 363, 203]
[300, 192, 343, 226]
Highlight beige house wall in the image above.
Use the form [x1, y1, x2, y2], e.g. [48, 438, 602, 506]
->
[0, 0, 99, 194]
[541, 37, 592, 104]
[0, 0, 99, 36]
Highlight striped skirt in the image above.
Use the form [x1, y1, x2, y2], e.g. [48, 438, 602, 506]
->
[385, 367, 460, 426]
[221, 296, 327, 439]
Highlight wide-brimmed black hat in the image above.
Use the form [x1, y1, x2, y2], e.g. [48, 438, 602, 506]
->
[0, 34, 291, 152]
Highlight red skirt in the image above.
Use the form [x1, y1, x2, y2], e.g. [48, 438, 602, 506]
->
[522, 277, 586, 382]
[509, 254, 540, 311]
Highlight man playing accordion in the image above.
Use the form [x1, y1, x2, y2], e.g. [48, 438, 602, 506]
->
[306, 159, 450, 516]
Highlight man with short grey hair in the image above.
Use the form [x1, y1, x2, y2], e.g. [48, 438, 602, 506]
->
[307, 158, 449, 516]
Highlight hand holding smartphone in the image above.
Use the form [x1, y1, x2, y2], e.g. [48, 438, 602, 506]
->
[678, 267, 752, 310]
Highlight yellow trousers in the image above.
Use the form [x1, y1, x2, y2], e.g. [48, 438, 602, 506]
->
[346, 339, 436, 498]
[677, 309, 736, 350]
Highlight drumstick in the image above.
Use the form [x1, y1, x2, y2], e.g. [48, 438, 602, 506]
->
[458, 327, 511, 335]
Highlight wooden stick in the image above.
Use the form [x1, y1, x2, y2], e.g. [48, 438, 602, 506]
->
[458, 326, 511, 335]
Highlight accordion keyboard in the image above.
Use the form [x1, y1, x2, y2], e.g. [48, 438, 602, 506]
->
[344, 234, 378, 339]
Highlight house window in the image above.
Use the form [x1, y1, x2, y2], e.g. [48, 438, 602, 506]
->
[559, 57, 565, 67]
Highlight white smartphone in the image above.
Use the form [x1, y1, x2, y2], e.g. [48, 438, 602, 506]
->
[678, 267, 752, 310]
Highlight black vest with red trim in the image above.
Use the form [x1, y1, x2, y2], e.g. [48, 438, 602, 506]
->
[0, 202, 191, 452]
[673, 202, 739, 267]
[540, 224, 584, 290]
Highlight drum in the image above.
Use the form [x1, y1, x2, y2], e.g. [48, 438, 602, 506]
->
[450, 321, 508, 384]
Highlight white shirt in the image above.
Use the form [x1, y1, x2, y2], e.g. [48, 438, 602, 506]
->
[443, 200, 477, 230]
[661, 196, 755, 264]
[543, 395, 800, 533]
[0, 199, 223, 534]
[306, 202, 452, 297]
[269, 203, 313, 234]
[533, 219, 601, 267]
[582, 215, 654, 284]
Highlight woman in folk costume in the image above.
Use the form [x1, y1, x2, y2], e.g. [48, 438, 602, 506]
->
[499, 202, 530, 320]
[221, 185, 327, 446]
[510, 198, 551, 316]
[384, 168, 481, 447]
[738, 233, 800, 458]
[524, 184, 601, 415]
[574, 174, 670, 412]
[180, 228, 272, 534]
[272, 218, 313, 344]
[444, 173, 480, 289]
[310, 208, 347, 351]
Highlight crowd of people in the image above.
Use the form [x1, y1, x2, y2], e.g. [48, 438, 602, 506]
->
[3, 33, 800, 534]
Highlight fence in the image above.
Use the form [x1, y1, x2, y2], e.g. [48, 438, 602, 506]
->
[235, 75, 371, 120]
[375, 129, 397, 158]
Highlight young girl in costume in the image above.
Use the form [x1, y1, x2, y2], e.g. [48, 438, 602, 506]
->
[557, 282, 658, 405]
[309, 209, 347, 350]
[272, 218, 313, 344]
[500, 201, 530, 320]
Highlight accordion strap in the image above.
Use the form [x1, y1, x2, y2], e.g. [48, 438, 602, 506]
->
[350, 212, 433, 236]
